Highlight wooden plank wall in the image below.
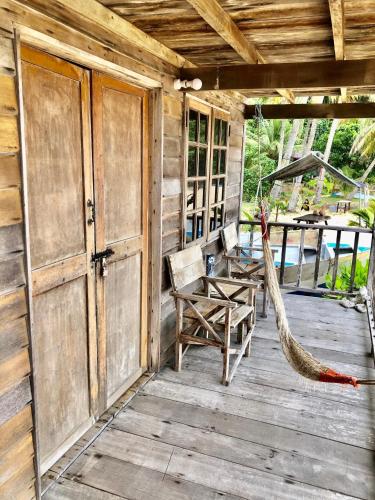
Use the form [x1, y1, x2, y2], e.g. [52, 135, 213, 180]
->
[160, 91, 245, 365]
[0, 28, 36, 499]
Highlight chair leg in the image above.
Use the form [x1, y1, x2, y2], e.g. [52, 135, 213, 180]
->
[246, 289, 256, 357]
[222, 308, 231, 385]
[175, 298, 183, 371]
[237, 322, 244, 344]
[245, 315, 252, 357]
[262, 275, 269, 318]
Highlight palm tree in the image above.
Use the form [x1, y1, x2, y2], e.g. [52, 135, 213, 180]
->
[313, 118, 341, 203]
[347, 119, 375, 199]
[270, 96, 309, 199]
[288, 97, 324, 210]
[247, 119, 284, 161]
[349, 200, 375, 228]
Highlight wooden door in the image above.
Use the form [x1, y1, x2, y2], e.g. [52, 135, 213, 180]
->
[21, 47, 97, 473]
[92, 73, 148, 411]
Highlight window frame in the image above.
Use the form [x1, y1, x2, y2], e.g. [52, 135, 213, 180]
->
[183, 98, 230, 248]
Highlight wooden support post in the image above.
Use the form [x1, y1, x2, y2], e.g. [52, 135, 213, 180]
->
[313, 228, 324, 289]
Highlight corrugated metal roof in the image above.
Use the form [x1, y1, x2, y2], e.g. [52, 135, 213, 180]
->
[262, 151, 360, 187]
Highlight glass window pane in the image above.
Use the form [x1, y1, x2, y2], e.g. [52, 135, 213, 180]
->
[188, 147, 197, 177]
[198, 148, 207, 176]
[218, 178, 225, 201]
[217, 205, 223, 228]
[212, 149, 219, 175]
[211, 179, 217, 204]
[214, 118, 220, 145]
[221, 121, 228, 145]
[196, 212, 204, 239]
[187, 181, 195, 210]
[210, 207, 216, 232]
[189, 109, 198, 142]
[186, 214, 194, 243]
[200, 114, 208, 144]
[196, 181, 205, 209]
[219, 150, 226, 174]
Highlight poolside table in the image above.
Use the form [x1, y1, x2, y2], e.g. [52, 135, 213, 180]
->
[293, 213, 331, 225]
[336, 200, 351, 213]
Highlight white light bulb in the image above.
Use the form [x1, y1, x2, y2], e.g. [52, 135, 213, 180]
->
[191, 78, 202, 90]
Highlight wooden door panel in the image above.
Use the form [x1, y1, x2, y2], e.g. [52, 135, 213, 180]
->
[106, 253, 142, 400]
[93, 73, 148, 412]
[32, 277, 90, 465]
[21, 46, 97, 472]
[22, 54, 86, 270]
[102, 88, 142, 243]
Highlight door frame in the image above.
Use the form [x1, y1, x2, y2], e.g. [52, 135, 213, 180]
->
[15, 31, 163, 489]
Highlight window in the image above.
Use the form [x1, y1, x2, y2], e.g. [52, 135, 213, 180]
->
[184, 100, 229, 246]
[209, 114, 228, 232]
[185, 107, 209, 244]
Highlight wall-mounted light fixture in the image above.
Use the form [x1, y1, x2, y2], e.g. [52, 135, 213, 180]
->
[173, 78, 203, 91]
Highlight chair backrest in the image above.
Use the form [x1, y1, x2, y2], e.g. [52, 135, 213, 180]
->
[221, 223, 238, 254]
[167, 245, 205, 291]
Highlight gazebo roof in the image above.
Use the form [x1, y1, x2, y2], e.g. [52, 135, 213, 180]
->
[261, 151, 360, 188]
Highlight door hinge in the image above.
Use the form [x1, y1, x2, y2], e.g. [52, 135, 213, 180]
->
[87, 199, 95, 225]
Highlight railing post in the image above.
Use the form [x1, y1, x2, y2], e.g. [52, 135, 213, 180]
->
[296, 228, 305, 287]
[313, 228, 323, 289]
[279, 226, 288, 285]
[331, 230, 341, 291]
[349, 232, 359, 293]
[249, 225, 254, 258]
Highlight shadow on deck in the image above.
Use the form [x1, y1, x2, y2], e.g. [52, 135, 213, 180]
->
[45, 294, 375, 499]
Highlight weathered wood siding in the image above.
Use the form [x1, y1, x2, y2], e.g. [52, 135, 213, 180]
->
[0, 30, 36, 499]
[160, 92, 245, 365]
[0, 2, 246, 487]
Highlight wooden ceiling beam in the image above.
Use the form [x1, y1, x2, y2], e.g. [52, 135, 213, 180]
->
[244, 103, 375, 120]
[185, 0, 295, 103]
[180, 59, 375, 91]
[328, 0, 346, 100]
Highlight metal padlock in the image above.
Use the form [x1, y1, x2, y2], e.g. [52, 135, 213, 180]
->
[101, 256, 108, 277]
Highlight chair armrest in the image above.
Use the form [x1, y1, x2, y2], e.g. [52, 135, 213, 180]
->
[203, 276, 260, 289]
[223, 255, 262, 263]
[170, 291, 237, 308]
[235, 245, 277, 256]
[235, 245, 260, 251]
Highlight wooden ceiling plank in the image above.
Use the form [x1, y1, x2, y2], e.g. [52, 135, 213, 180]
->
[328, 0, 346, 100]
[185, 0, 294, 103]
[244, 103, 375, 120]
[19, 0, 194, 68]
[180, 59, 375, 91]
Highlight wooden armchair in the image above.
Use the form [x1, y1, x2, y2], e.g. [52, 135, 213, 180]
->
[221, 223, 276, 318]
[168, 246, 258, 385]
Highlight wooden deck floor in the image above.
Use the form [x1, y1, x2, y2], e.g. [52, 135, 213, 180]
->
[45, 294, 375, 499]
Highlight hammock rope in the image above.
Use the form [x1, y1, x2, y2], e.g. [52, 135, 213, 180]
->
[254, 103, 375, 388]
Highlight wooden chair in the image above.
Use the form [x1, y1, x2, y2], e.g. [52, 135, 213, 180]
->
[221, 223, 275, 318]
[168, 246, 258, 385]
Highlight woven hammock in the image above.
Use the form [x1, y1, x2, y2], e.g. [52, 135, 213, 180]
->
[260, 210, 374, 388]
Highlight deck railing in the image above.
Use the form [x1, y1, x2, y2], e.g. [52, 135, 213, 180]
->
[239, 220, 375, 296]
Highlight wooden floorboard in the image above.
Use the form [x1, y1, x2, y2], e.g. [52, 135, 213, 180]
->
[46, 294, 375, 499]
